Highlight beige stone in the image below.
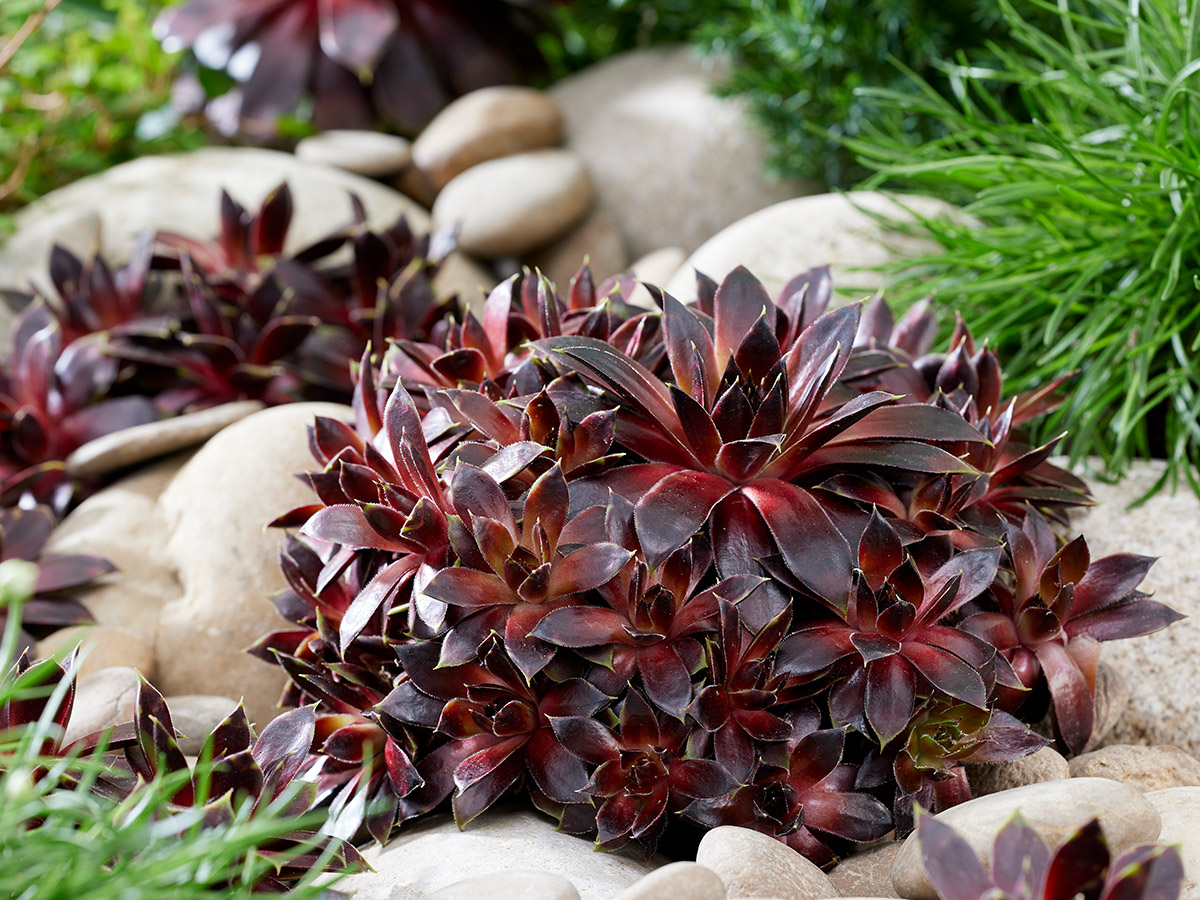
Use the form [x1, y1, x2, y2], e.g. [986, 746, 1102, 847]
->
[551, 48, 812, 257]
[526, 208, 627, 292]
[828, 842, 902, 900]
[623, 246, 688, 310]
[295, 130, 412, 177]
[164, 695, 240, 755]
[433, 150, 593, 258]
[0, 149, 431, 285]
[1145, 787, 1200, 897]
[615, 863, 726, 900]
[1087, 661, 1129, 751]
[434, 251, 498, 320]
[0, 207, 101, 299]
[396, 164, 439, 209]
[1069, 744, 1200, 792]
[666, 192, 958, 304]
[428, 870, 580, 900]
[63, 666, 141, 746]
[1066, 460, 1199, 753]
[414, 86, 564, 191]
[331, 809, 661, 900]
[964, 747, 1070, 797]
[66, 401, 264, 480]
[891, 778, 1162, 900]
[155, 402, 352, 729]
[696, 826, 839, 900]
[37, 625, 156, 681]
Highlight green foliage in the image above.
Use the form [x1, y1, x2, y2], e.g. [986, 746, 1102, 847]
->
[850, 0, 1200, 496]
[0, 559, 346, 900]
[0, 0, 205, 229]
[549, 1, 1051, 188]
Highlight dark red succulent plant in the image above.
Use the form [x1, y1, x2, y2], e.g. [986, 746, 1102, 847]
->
[155, 0, 558, 135]
[917, 809, 1189, 900]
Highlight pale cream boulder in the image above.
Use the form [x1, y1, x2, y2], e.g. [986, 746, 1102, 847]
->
[62, 666, 141, 745]
[890, 779, 1162, 900]
[526, 208, 628, 291]
[614, 863, 726, 900]
[295, 130, 413, 177]
[331, 809, 661, 900]
[432, 149, 593, 258]
[0, 207, 100, 298]
[696, 826, 839, 900]
[413, 86, 564, 191]
[164, 695, 241, 755]
[624, 246, 688, 310]
[427, 870, 580, 900]
[551, 48, 812, 257]
[964, 746, 1070, 797]
[1069, 745, 1200, 792]
[435, 251, 498, 319]
[1145, 788, 1200, 897]
[666, 192, 958, 303]
[37, 625, 157, 681]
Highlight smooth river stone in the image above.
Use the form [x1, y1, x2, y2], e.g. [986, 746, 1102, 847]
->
[295, 130, 413, 177]
[1145, 787, 1200, 897]
[964, 746, 1070, 796]
[696, 826, 839, 900]
[615, 862, 726, 900]
[1069, 744, 1200, 792]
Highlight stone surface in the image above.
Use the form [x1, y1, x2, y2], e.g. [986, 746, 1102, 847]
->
[65, 400, 264, 479]
[1145, 787, 1200, 898]
[295, 130, 413, 177]
[1069, 745, 1200, 792]
[0, 207, 100, 298]
[665, 192, 959, 303]
[331, 809, 661, 900]
[433, 149, 593, 258]
[435, 251, 498, 319]
[1088, 661, 1130, 751]
[37, 625, 156, 681]
[625, 246, 688, 310]
[0, 148, 432, 289]
[526, 208, 627, 291]
[414, 86, 564, 191]
[828, 843, 902, 900]
[155, 402, 352, 729]
[427, 870, 579, 900]
[63, 666, 140, 746]
[615, 863, 726, 900]
[964, 747, 1070, 797]
[551, 48, 812, 257]
[891, 778, 1162, 900]
[396, 164, 439, 209]
[696, 826, 838, 900]
[164, 695, 240, 755]
[1068, 460, 1200, 753]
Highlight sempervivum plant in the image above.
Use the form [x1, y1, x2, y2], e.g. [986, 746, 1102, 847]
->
[254, 264, 1180, 863]
[917, 809, 1189, 900]
[154, 0, 558, 135]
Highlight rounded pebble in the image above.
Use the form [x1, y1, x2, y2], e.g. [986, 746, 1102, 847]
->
[696, 826, 840, 900]
[964, 746, 1070, 796]
[827, 842, 902, 899]
[295, 130, 413, 177]
[615, 862, 726, 900]
[164, 695, 240, 755]
[426, 868, 580, 900]
[1069, 744, 1200, 792]
[62, 666, 141, 746]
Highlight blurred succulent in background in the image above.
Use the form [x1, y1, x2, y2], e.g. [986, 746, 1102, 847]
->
[154, 0, 560, 136]
[917, 809, 1189, 900]
[254, 263, 1179, 864]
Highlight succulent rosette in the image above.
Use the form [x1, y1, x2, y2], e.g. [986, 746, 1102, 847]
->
[154, 0, 558, 135]
[248, 263, 1179, 865]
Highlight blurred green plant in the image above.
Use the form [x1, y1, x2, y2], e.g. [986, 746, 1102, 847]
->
[549, 1, 1053, 188]
[0, 557, 350, 900]
[849, 0, 1200, 496]
[0, 0, 206, 232]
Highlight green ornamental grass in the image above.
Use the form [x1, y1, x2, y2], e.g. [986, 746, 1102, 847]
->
[848, 0, 1200, 497]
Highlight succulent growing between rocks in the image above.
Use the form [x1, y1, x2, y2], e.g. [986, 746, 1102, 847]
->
[255, 263, 1179, 863]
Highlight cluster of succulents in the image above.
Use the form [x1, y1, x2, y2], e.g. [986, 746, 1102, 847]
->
[251, 263, 1182, 861]
[0, 184, 454, 514]
[0, 649, 365, 891]
[154, 0, 559, 136]
[917, 809, 1190, 900]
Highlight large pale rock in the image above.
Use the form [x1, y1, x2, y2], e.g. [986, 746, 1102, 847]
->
[625, 246, 688, 310]
[696, 826, 838, 900]
[0, 207, 100, 297]
[1069, 460, 1200, 753]
[427, 870, 580, 900]
[155, 402, 351, 729]
[526, 208, 628, 291]
[66, 401, 264, 480]
[46, 453, 190, 642]
[414, 86, 564, 191]
[0, 149, 432, 290]
[615, 863, 726, 900]
[551, 48, 811, 257]
[63, 666, 141, 746]
[295, 130, 413, 177]
[1069, 745, 1200, 792]
[666, 192, 958, 303]
[964, 747, 1070, 797]
[433, 149, 593, 258]
[164, 695, 240, 755]
[434, 252, 498, 319]
[828, 843, 902, 900]
[332, 809, 661, 900]
[37, 625, 156, 681]
[1145, 788, 1200, 897]
[891, 779, 1162, 900]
